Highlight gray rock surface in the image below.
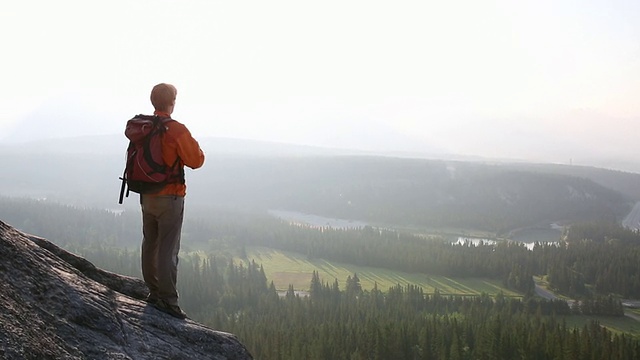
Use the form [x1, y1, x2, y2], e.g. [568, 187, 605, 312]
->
[0, 220, 253, 360]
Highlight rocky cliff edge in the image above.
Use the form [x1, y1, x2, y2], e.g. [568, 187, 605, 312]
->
[0, 220, 253, 360]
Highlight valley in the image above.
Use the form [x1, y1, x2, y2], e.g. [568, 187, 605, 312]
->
[3, 139, 640, 358]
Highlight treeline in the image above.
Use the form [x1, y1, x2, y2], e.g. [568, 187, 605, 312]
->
[546, 239, 640, 298]
[0, 197, 141, 248]
[4, 197, 640, 300]
[565, 220, 640, 243]
[0, 196, 269, 250]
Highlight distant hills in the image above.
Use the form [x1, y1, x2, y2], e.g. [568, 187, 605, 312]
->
[1, 135, 638, 235]
[191, 156, 633, 233]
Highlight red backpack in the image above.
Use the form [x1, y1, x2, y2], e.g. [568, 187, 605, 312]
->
[118, 115, 183, 204]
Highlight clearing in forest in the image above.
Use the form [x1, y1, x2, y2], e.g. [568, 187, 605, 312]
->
[238, 246, 521, 297]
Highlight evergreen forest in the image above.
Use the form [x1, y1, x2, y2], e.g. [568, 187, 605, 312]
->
[3, 196, 640, 359]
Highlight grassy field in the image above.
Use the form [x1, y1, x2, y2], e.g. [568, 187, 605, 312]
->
[563, 315, 640, 337]
[237, 246, 521, 297]
[234, 247, 640, 336]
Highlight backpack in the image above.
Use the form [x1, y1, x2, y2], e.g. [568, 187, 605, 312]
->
[118, 114, 183, 204]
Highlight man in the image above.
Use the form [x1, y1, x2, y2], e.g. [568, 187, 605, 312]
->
[140, 83, 205, 319]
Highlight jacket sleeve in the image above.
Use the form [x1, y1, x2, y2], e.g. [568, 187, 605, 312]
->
[172, 123, 205, 169]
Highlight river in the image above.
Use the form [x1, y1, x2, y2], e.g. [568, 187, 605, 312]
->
[268, 210, 369, 229]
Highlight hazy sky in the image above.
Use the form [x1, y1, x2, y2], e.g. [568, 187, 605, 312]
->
[2, 0, 640, 169]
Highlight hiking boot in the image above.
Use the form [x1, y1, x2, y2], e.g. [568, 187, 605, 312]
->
[145, 294, 159, 304]
[153, 299, 188, 319]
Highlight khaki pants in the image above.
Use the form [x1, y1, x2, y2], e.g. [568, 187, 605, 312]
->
[140, 195, 185, 306]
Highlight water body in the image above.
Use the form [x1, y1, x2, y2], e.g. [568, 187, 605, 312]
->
[454, 237, 497, 247]
[268, 210, 369, 229]
[454, 237, 559, 251]
[622, 201, 640, 230]
[269, 210, 560, 251]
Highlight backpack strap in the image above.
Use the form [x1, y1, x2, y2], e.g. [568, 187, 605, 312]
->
[154, 116, 185, 184]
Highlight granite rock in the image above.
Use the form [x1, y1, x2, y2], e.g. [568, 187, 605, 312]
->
[0, 220, 253, 360]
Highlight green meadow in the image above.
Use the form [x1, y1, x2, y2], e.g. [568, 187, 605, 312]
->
[238, 246, 521, 297]
[564, 315, 640, 337]
[237, 247, 640, 336]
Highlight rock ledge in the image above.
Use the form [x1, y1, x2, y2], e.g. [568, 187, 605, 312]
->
[0, 220, 253, 360]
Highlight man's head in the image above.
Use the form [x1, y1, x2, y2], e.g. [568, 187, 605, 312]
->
[150, 83, 177, 114]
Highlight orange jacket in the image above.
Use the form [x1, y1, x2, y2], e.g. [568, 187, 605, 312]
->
[153, 113, 205, 197]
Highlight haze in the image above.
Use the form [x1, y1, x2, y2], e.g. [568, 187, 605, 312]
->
[2, 0, 640, 171]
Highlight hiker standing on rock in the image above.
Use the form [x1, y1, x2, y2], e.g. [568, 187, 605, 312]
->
[137, 83, 205, 319]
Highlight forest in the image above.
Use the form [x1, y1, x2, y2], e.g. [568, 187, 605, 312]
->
[3, 196, 640, 359]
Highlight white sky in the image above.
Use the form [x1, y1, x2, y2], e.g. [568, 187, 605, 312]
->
[2, 0, 640, 168]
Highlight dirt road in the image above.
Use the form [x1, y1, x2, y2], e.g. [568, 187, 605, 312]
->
[536, 283, 640, 321]
[534, 284, 558, 300]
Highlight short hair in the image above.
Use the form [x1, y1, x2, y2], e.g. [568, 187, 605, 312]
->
[150, 83, 177, 111]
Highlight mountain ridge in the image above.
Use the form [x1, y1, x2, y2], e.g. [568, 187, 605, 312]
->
[3, 132, 639, 172]
[1, 135, 639, 233]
